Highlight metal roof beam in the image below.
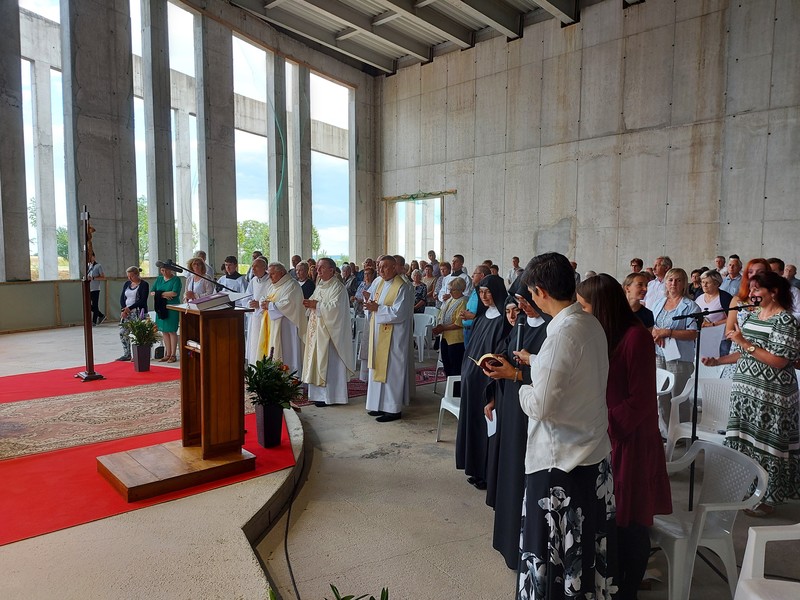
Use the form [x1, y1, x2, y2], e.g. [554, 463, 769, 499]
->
[232, 1, 396, 72]
[379, 0, 474, 48]
[532, 0, 578, 25]
[295, 0, 431, 61]
[372, 11, 400, 26]
[451, 0, 522, 39]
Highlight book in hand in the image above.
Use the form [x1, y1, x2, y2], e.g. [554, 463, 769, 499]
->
[468, 353, 504, 369]
[187, 292, 232, 311]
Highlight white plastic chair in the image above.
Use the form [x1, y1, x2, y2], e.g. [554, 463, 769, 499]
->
[734, 523, 800, 600]
[413, 313, 436, 362]
[352, 316, 366, 364]
[424, 306, 439, 320]
[435, 376, 461, 442]
[665, 378, 731, 461]
[657, 367, 676, 437]
[432, 351, 445, 394]
[650, 440, 769, 600]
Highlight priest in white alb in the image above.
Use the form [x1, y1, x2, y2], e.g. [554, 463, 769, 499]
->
[245, 257, 270, 365]
[256, 262, 306, 374]
[301, 257, 355, 407]
[364, 255, 413, 422]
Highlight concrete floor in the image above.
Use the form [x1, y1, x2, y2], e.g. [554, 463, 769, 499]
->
[1, 325, 799, 599]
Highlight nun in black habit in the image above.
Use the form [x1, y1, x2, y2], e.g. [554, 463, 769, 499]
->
[482, 289, 550, 570]
[454, 275, 511, 490]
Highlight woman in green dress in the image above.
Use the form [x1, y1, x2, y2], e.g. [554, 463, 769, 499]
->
[702, 270, 800, 516]
[151, 265, 182, 363]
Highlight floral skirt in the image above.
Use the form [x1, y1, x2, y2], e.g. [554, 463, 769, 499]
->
[517, 458, 618, 600]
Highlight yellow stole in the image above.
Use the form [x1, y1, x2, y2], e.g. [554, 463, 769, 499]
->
[257, 291, 277, 360]
[368, 276, 404, 383]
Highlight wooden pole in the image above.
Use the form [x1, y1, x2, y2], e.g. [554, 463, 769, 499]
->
[75, 205, 104, 381]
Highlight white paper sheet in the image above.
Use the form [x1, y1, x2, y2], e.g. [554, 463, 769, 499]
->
[699, 325, 726, 359]
[663, 337, 682, 362]
[485, 409, 497, 437]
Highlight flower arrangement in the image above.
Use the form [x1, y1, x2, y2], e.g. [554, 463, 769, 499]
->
[245, 354, 304, 410]
[121, 309, 161, 347]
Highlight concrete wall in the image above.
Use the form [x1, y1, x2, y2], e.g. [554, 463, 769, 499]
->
[380, 0, 800, 277]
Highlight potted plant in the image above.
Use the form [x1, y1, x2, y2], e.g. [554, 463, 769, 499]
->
[245, 353, 304, 447]
[121, 310, 161, 372]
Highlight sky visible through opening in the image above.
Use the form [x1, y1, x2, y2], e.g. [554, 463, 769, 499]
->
[19, 0, 351, 257]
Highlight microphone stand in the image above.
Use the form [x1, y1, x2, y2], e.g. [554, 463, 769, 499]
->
[159, 260, 239, 294]
[672, 300, 761, 510]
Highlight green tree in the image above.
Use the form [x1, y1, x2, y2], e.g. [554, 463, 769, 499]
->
[311, 225, 321, 255]
[28, 197, 37, 228]
[238, 220, 270, 265]
[56, 226, 69, 259]
[236, 222, 326, 263]
[137, 196, 148, 263]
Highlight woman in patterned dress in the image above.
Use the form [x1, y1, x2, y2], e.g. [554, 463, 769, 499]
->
[702, 271, 800, 516]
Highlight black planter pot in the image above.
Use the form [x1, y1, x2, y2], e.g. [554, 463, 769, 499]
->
[132, 344, 152, 372]
[254, 402, 284, 448]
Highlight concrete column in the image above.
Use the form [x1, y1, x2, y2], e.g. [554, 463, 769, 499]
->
[267, 53, 289, 264]
[195, 15, 236, 270]
[404, 201, 416, 259]
[61, 0, 138, 278]
[0, 0, 31, 282]
[174, 109, 193, 266]
[31, 60, 58, 280]
[141, 0, 175, 266]
[288, 64, 312, 258]
[421, 199, 436, 259]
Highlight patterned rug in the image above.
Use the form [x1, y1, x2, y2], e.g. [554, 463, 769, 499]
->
[346, 366, 443, 398]
[0, 381, 254, 460]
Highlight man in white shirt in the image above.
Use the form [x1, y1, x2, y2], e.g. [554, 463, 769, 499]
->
[438, 254, 472, 303]
[514, 252, 615, 600]
[713, 255, 727, 276]
[217, 255, 247, 305]
[644, 256, 672, 308]
[506, 256, 520, 286]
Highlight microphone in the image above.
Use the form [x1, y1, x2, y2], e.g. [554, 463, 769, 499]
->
[155, 259, 184, 273]
[515, 311, 526, 355]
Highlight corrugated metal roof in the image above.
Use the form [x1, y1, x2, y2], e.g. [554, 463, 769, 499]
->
[231, 0, 577, 75]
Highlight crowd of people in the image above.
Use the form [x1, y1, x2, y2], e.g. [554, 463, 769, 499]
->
[108, 247, 800, 599]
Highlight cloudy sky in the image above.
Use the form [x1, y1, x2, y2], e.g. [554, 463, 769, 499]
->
[19, 0, 350, 256]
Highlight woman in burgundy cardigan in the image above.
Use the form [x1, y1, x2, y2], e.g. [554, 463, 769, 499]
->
[577, 274, 672, 600]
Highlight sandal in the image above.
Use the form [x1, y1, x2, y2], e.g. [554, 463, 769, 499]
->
[167, 355, 177, 363]
[744, 503, 776, 518]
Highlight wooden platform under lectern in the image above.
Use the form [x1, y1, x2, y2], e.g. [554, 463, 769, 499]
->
[98, 305, 254, 502]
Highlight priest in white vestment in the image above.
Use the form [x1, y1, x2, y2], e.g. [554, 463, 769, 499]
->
[256, 262, 307, 375]
[364, 256, 413, 422]
[301, 258, 355, 406]
[245, 257, 270, 365]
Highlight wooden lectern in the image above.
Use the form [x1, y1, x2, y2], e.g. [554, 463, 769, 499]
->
[176, 306, 248, 457]
[97, 305, 255, 501]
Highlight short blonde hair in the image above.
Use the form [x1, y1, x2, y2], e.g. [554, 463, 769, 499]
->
[126, 266, 140, 275]
[448, 277, 466, 292]
[664, 268, 690, 298]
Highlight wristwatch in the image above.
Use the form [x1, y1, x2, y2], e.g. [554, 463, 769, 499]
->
[745, 345, 757, 354]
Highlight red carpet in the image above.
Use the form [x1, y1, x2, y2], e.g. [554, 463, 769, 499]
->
[0, 412, 294, 546]
[0, 362, 180, 404]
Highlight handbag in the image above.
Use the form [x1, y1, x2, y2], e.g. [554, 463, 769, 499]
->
[154, 344, 165, 359]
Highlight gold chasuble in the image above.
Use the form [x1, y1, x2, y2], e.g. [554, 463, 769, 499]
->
[256, 274, 307, 363]
[367, 276, 404, 382]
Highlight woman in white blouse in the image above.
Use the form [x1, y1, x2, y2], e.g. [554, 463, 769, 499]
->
[184, 257, 215, 302]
